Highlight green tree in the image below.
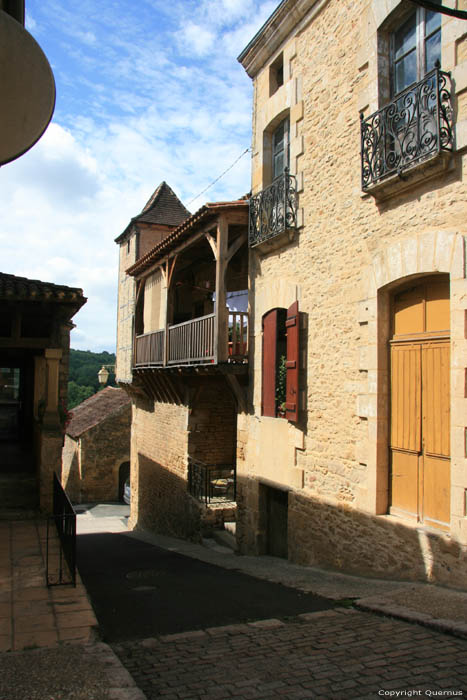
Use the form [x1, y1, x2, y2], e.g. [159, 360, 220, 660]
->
[67, 381, 95, 409]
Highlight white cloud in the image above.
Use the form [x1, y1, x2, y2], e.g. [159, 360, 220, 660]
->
[0, 0, 275, 351]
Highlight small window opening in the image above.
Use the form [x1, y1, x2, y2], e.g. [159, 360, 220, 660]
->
[127, 239, 131, 254]
[269, 53, 284, 96]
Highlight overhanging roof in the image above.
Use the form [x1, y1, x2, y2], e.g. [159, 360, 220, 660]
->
[0, 272, 86, 314]
[126, 200, 248, 278]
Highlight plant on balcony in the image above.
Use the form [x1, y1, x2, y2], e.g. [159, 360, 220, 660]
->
[276, 354, 287, 417]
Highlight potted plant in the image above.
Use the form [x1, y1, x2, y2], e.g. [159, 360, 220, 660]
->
[276, 355, 287, 418]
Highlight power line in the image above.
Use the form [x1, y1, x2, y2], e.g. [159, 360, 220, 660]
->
[187, 147, 251, 206]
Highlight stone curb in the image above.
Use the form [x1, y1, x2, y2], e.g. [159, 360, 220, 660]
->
[86, 642, 148, 700]
[355, 597, 467, 640]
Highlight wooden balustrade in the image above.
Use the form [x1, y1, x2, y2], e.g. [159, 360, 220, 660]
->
[134, 312, 248, 367]
[229, 311, 248, 358]
[168, 313, 215, 364]
[134, 329, 164, 366]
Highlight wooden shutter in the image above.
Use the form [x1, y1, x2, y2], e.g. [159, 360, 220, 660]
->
[285, 300, 299, 422]
[262, 309, 278, 417]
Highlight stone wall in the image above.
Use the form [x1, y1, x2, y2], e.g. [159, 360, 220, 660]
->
[188, 380, 236, 465]
[129, 396, 194, 536]
[237, 0, 467, 588]
[116, 233, 137, 383]
[61, 403, 131, 503]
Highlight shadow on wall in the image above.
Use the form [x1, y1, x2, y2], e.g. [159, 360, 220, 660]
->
[136, 453, 202, 541]
[236, 476, 467, 590]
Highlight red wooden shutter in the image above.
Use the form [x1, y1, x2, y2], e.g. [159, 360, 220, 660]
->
[285, 300, 299, 422]
[262, 309, 278, 417]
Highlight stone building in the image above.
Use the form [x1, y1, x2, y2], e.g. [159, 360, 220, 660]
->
[61, 386, 131, 503]
[115, 182, 248, 539]
[235, 0, 467, 587]
[0, 272, 86, 513]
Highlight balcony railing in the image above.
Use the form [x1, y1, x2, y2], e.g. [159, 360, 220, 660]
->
[228, 311, 248, 359]
[134, 312, 249, 367]
[248, 169, 298, 247]
[187, 458, 236, 505]
[361, 66, 453, 190]
[134, 329, 164, 366]
[168, 313, 215, 365]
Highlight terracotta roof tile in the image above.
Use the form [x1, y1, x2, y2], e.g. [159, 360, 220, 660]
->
[66, 386, 130, 439]
[127, 199, 248, 277]
[0, 272, 86, 306]
[115, 182, 190, 242]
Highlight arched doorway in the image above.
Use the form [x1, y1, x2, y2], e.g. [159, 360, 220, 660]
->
[118, 461, 130, 502]
[389, 275, 450, 530]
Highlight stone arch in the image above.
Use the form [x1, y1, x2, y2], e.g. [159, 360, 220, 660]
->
[357, 231, 466, 541]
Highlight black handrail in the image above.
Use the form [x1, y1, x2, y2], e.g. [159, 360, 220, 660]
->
[188, 458, 236, 505]
[46, 473, 76, 586]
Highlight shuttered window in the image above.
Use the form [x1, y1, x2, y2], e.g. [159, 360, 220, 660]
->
[261, 301, 300, 422]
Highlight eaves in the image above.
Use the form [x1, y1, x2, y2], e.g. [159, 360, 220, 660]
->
[237, 0, 330, 78]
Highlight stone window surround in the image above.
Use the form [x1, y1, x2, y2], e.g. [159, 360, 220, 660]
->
[250, 38, 304, 223]
[358, 0, 467, 159]
[357, 230, 467, 545]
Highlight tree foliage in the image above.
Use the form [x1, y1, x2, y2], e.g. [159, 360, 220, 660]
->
[67, 349, 116, 409]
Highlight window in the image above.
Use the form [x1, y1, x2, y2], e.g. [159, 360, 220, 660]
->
[272, 117, 289, 181]
[269, 53, 284, 96]
[391, 4, 441, 96]
[261, 301, 299, 422]
[127, 239, 131, 254]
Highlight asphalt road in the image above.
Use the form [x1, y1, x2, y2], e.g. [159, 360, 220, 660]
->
[77, 532, 334, 642]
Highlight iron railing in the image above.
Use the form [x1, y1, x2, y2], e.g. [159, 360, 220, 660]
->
[187, 458, 236, 505]
[134, 328, 164, 366]
[46, 473, 76, 586]
[361, 65, 453, 190]
[248, 169, 298, 247]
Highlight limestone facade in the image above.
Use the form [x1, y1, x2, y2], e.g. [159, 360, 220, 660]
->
[237, 0, 467, 587]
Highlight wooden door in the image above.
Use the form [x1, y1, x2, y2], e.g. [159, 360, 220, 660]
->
[389, 277, 450, 530]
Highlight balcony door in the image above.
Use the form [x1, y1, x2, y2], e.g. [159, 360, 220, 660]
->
[389, 276, 450, 531]
[391, 4, 441, 96]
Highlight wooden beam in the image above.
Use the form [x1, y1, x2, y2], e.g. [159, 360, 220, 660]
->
[225, 374, 247, 413]
[205, 231, 218, 260]
[226, 232, 247, 264]
[214, 216, 229, 364]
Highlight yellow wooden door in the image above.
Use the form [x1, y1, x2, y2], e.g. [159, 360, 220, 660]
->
[390, 277, 450, 530]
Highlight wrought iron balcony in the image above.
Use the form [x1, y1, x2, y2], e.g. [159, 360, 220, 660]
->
[361, 66, 453, 191]
[248, 169, 298, 247]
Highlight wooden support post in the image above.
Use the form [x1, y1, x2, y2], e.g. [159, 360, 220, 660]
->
[215, 216, 229, 364]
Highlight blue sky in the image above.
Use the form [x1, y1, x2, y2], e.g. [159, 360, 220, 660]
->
[0, 0, 276, 351]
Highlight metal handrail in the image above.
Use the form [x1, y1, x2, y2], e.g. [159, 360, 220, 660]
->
[46, 473, 76, 586]
[187, 458, 236, 505]
[361, 65, 453, 190]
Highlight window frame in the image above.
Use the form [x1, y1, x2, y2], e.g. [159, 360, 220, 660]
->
[261, 301, 299, 422]
[390, 4, 441, 97]
[272, 116, 290, 182]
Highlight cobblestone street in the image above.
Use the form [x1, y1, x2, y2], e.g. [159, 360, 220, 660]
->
[112, 608, 467, 700]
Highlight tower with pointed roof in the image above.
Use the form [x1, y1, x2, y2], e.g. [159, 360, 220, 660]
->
[115, 183, 190, 383]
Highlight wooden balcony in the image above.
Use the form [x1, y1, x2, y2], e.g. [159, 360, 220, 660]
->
[134, 311, 248, 368]
[134, 329, 164, 366]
